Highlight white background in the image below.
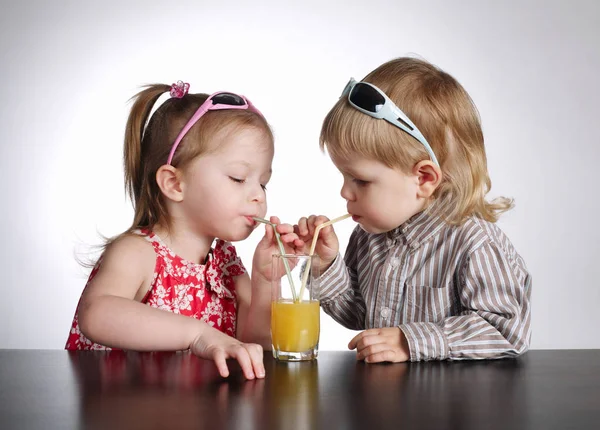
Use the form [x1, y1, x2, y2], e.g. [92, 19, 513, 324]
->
[1, 0, 598, 350]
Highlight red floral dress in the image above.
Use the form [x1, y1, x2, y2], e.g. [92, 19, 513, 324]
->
[65, 229, 246, 350]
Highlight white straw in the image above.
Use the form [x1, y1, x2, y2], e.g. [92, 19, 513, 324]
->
[297, 214, 352, 301]
[252, 217, 298, 302]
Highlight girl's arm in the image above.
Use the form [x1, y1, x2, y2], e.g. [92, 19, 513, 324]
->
[235, 272, 271, 348]
[78, 235, 264, 379]
[236, 217, 304, 348]
[78, 235, 203, 350]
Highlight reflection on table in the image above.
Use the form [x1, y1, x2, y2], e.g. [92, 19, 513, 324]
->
[0, 349, 599, 429]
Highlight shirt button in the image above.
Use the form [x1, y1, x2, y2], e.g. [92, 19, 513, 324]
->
[390, 257, 400, 268]
[386, 238, 393, 247]
[381, 307, 392, 319]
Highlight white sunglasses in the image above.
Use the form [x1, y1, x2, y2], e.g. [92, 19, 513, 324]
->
[342, 78, 439, 166]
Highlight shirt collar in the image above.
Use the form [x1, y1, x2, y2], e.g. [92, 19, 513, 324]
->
[386, 198, 450, 249]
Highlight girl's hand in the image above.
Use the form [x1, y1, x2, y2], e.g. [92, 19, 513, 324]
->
[348, 328, 410, 363]
[294, 215, 340, 272]
[252, 216, 305, 282]
[190, 326, 265, 379]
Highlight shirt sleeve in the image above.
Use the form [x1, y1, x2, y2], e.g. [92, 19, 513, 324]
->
[318, 229, 367, 330]
[399, 240, 532, 361]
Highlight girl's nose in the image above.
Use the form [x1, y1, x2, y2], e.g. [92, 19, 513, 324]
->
[250, 184, 266, 203]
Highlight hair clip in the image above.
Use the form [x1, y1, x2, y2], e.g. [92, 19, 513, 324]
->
[170, 80, 190, 98]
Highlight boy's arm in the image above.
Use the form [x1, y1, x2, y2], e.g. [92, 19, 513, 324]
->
[319, 229, 367, 330]
[399, 241, 532, 361]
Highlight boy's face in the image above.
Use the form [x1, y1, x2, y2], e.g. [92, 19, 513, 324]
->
[330, 152, 426, 234]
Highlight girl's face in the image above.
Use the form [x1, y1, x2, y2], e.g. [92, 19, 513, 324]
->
[330, 152, 425, 234]
[179, 126, 273, 242]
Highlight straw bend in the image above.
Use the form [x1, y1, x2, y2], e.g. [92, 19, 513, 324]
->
[252, 216, 298, 301]
[298, 214, 352, 301]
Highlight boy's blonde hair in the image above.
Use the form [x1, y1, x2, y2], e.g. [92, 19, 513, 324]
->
[320, 57, 512, 224]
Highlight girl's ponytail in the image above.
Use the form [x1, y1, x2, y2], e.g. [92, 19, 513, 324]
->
[124, 85, 170, 208]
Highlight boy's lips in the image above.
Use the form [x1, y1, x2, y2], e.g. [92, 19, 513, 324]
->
[349, 211, 361, 222]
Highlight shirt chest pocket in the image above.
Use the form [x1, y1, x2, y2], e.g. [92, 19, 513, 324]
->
[404, 283, 457, 323]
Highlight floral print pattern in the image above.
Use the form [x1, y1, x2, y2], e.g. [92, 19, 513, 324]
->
[65, 230, 246, 350]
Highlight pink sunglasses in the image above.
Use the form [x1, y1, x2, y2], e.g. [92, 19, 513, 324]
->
[167, 91, 262, 165]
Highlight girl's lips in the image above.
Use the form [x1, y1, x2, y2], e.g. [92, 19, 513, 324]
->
[245, 216, 257, 226]
[351, 215, 361, 222]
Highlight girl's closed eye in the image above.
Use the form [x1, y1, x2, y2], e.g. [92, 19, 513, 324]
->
[230, 176, 268, 191]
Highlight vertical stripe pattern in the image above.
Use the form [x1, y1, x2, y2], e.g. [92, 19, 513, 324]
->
[319, 203, 532, 361]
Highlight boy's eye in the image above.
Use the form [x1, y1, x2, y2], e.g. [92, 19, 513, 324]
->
[261, 184, 267, 191]
[352, 178, 370, 187]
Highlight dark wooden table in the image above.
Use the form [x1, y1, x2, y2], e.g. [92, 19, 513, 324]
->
[0, 349, 599, 429]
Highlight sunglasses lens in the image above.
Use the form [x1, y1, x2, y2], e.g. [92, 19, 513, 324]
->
[211, 93, 246, 106]
[349, 83, 385, 113]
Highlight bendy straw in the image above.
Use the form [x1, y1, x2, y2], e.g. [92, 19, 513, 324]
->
[297, 214, 352, 301]
[252, 217, 298, 302]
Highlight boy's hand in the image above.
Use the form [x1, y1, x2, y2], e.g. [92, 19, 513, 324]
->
[294, 215, 340, 272]
[348, 328, 410, 363]
[253, 216, 305, 283]
[190, 326, 265, 380]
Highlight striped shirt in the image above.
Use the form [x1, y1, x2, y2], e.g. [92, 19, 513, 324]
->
[319, 201, 532, 361]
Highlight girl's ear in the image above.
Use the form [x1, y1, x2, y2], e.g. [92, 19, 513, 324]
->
[156, 165, 184, 202]
[413, 160, 442, 199]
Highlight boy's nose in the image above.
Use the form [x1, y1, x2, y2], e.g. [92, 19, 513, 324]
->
[340, 184, 354, 202]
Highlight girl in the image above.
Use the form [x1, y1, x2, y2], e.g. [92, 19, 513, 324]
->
[296, 58, 531, 362]
[66, 81, 302, 379]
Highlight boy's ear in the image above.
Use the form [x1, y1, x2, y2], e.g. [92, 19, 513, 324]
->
[413, 160, 442, 199]
[156, 165, 184, 202]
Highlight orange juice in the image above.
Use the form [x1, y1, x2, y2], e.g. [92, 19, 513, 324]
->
[271, 300, 320, 353]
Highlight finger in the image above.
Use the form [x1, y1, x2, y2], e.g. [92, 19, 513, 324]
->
[356, 342, 394, 361]
[245, 344, 265, 379]
[355, 334, 388, 354]
[365, 349, 398, 363]
[275, 223, 295, 235]
[212, 349, 230, 378]
[318, 225, 335, 242]
[313, 215, 331, 227]
[280, 232, 300, 243]
[297, 217, 309, 236]
[294, 238, 306, 247]
[269, 215, 281, 226]
[348, 329, 380, 349]
[307, 215, 318, 234]
[264, 223, 274, 241]
[231, 345, 255, 380]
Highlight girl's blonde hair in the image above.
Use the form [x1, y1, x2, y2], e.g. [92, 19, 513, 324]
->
[124, 84, 273, 233]
[321, 57, 513, 225]
[79, 85, 272, 268]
